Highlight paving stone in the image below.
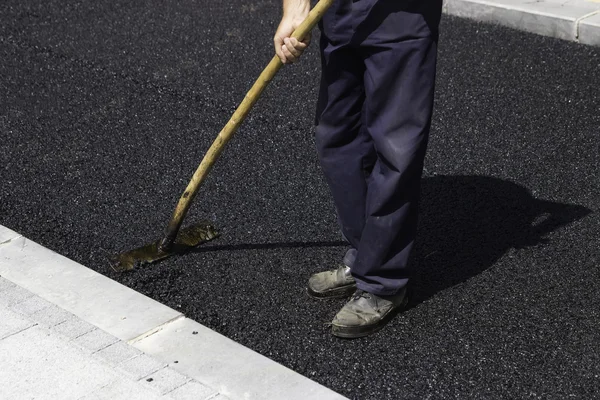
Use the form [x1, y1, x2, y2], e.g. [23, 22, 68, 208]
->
[53, 316, 96, 339]
[0, 284, 34, 307]
[141, 367, 191, 395]
[95, 341, 142, 365]
[78, 379, 164, 400]
[0, 326, 114, 399]
[71, 328, 120, 354]
[0, 306, 35, 339]
[30, 304, 73, 327]
[0, 277, 16, 293]
[10, 294, 52, 316]
[117, 354, 167, 380]
[167, 381, 218, 400]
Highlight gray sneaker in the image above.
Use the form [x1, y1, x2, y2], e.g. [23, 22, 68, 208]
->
[331, 288, 408, 338]
[307, 265, 356, 298]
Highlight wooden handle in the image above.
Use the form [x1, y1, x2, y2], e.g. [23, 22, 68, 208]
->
[161, 0, 336, 248]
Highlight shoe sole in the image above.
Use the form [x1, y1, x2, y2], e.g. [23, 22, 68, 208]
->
[331, 295, 409, 339]
[306, 284, 357, 299]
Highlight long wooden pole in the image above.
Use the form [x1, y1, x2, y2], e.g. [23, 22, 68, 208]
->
[160, 0, 335, 250]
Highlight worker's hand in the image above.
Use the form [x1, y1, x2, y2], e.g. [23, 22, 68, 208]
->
[274, 1, 311, 64]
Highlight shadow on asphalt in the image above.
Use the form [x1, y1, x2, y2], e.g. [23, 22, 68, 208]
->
[410, 175, 592, 306]
[192, 240, 348, 253]
[190, 174, 591, 307]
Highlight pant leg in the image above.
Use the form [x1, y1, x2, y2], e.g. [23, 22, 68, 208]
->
[350, 0, 442, 295]
[315, 22, 375, 258]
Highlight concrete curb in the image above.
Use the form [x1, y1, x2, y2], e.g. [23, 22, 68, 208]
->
[0, 225, 347, 400]
[444, 0, 600, 46]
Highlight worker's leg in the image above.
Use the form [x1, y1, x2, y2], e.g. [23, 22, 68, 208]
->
[315, 27, 375, 259]
[349, 0, 442, 296]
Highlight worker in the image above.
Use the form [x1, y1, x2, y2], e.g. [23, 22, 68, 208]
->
[274, 0, 443, 338]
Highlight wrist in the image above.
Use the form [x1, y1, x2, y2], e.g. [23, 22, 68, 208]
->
[283, 0, 310, 20]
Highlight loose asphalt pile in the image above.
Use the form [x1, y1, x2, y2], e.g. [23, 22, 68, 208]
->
[1, 1, 599, 399]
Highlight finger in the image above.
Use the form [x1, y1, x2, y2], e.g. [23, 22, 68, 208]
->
[282, 44, 298, 63]
[284, 38, 302, 58]
[273, 36, 287, 63]
[289, 37, 307, 51]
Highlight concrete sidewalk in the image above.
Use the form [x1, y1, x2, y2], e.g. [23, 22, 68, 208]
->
[444, 0, 600, 45]
[0, 278, 220, 400]
[0, 226, 347, 400]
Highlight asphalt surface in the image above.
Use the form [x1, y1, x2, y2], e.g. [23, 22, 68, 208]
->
[1, 1, 599, 399]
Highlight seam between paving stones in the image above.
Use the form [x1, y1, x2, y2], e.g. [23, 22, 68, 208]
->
[0, 323, 37, 340]
[576, 9, 600, 38]
[127, 314, 186, 345]
[0, 235, 22, 246]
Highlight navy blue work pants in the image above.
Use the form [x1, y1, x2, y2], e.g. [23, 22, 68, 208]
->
[315, 0, 442, 295]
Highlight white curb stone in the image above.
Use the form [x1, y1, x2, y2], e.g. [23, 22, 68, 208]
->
[0, 225, 20, 244]
[133, 317, 348, 400]
[579, 12, 600, 45]
[444, 0, 600, 44]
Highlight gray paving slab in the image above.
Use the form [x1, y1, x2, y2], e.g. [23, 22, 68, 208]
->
[9, 293, 53, 316]
[0, 286, 215, 400]
[30, 303, 74, 327]
[0, 277, 16, 292]
[580, 12, 600, 45]
[95, 340, 143, 364]
[0, 283, 34, 307]
[0, 236, 182, 341]
[117, 354, 168, 381]
[78, 379, 164, 400]
[445, 0, 600, 42]
[141, 367, 191, 396]
[71, 328, 120, 354]
[134, 318, 347, 400]
[0, 325, 114, 399]
[0, 307, 35, 339]
[53, 315, 97, 340]
[168, 381, 218, 400]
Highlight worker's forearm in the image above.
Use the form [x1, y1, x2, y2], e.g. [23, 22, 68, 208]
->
[283, 0, 310, 18]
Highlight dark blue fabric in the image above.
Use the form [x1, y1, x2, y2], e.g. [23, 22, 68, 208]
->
[315, 0, 442, 295]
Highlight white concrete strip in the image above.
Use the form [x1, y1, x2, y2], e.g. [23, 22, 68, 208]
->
[444, 0, 600, 43]
[0, 225, 21, 244]
[0, 235, 182, 341]
[134, 318, 347, 400]
[0, 227, 348, 400]
[579, 12, 600, 44]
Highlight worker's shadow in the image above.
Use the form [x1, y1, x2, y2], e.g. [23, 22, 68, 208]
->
[193, 175, 590, 306]
[408, 175, 591, 306]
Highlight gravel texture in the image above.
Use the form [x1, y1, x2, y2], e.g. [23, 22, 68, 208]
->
[1, 1, 599, 399]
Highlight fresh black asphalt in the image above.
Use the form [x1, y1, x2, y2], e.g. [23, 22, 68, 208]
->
[1, 1, 599, 398]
